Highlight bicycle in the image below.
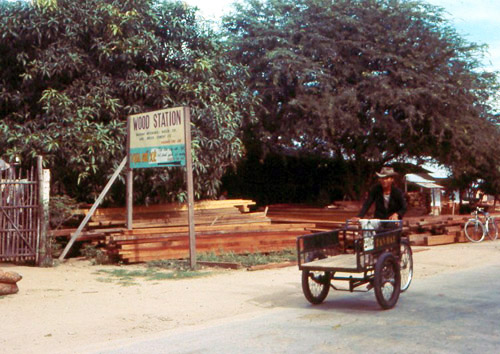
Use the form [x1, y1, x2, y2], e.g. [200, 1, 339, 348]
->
[463, 207, 498, 243]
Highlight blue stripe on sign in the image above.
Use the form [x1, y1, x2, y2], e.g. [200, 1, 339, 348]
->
[130, 145, 186, 168]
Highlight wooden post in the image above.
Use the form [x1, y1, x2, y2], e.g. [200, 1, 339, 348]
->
[59, 157, 127, 261]
[126, 168, 133, 230]
[37, 156, 51, 266]
[184, 107, 196, 269]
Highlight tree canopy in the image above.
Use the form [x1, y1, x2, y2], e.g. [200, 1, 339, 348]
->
[0, 0, 258, 203]
[223, 0, 500, 197]
[1, 0, 500, 205]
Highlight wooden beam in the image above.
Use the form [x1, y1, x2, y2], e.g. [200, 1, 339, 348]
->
[58, 157, 127, 261]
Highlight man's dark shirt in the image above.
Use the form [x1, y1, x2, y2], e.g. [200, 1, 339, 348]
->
[358, 184, 407, 219]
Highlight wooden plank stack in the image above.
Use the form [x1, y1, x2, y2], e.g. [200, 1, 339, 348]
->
[403, 214, 487, 246]
[50, 199, 262, 241]
[52, 199, 317, 263]
[107, 223, 314, 263]
[50, 201, 498, 263]
[266, 203, 498, 247]
[266, 203, 359, 230]
[85, 199, 260, 228]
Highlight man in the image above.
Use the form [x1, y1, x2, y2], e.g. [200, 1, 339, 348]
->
[356, 166, 407, 220]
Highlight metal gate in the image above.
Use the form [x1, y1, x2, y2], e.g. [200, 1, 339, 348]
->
[0, 166, 40, 262]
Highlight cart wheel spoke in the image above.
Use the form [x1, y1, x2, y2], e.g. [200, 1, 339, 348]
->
[400, 241, 413, 292]
[381, 281, 395, 301]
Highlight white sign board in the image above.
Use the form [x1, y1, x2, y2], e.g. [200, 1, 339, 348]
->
[127, 107, 186, 168]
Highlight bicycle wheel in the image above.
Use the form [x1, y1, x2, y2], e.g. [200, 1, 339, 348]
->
[486, 217, 498, 241]
[399, 240, 413, 292]
[464, 219, 485, 243]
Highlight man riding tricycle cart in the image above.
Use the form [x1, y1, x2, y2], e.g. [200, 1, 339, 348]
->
[297, 219, 413, 309]
[297, 166, 412, 309]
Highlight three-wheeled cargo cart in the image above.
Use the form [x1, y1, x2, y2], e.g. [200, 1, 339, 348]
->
[297, 219, 413, 309]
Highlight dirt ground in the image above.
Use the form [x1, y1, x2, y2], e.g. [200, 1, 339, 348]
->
[1, 240, 500, 354]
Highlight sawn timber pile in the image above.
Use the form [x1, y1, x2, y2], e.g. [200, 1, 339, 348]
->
[266, 203, 360, 230]
[50, 199, 262, 241]
[405, 212, 500, 246]
[85, 199, 260, 228]
[404, 214, 487, 246]
[267, 204, 500, 247]
[55, 199, 316, 263]
[53, 201, 498, 263]
[107, 223, 315, 263]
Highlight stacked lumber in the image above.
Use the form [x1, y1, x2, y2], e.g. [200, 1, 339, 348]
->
[50, 199, 260, 241]
[52, 201, 498, 263]
[404, 215, 472, 246]
[266, 204, 357, 230]
[51, 199, 322, 263]
[268, 204, 500, 247]
[85, 199, 258, 228]
[0, 269, 22, 295]
[107, 222, 315, 263]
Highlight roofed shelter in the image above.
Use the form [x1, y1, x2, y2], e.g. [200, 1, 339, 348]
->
[404, 173, 445, 215]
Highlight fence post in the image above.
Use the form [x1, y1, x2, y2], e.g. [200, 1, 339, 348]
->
[37, 156, 51, 266]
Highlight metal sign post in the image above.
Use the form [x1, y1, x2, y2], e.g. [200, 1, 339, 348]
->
[127, 106, 196, 268]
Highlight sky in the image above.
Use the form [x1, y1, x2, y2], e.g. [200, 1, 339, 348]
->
[184, 0, 500, 73]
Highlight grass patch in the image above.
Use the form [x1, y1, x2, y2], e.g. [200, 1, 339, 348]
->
[95, 277, 114, 283]
[196, 249, 297, 267]
[94, 263, 211, 285]
[93, 249, 296, 285]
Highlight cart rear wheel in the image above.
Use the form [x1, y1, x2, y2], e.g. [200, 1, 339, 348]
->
[400, 241, 413, 292]
[302, 269, 331, 305]
[374, 253, 401, 309]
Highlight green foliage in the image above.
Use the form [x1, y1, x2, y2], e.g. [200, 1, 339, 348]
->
[0, 0, 258, 203]
[49, 194, 79, 228]
[224, 0, 500, 197]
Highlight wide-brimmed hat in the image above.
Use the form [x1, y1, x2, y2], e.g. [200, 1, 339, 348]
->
[376, 166, 397, 178]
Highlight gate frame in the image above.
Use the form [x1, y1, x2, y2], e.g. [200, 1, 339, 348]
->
[0, 156, 50, 265]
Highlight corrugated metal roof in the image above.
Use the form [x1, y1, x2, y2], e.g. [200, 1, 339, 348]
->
[415, 182, 444, 189]
[405, 173, 435, 183]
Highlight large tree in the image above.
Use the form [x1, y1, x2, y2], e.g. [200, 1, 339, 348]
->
[0, 0, 257, 203]
[224, 0, 500, 197]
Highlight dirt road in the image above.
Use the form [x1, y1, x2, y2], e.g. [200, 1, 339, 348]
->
[1, 241, 499, 353]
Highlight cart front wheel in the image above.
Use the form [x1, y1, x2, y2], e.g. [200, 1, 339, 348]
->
[400, 241, 413, 292]
[374, 253, 401, 309]
[302, 269, 331, 305]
